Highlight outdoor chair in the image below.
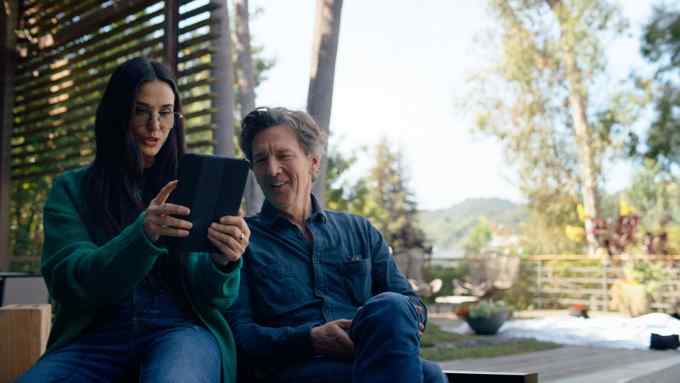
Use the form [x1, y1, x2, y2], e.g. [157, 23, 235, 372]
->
[455, 253, 521, 299]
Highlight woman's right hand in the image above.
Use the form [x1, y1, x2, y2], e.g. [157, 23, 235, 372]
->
[143, 180, 192, 242]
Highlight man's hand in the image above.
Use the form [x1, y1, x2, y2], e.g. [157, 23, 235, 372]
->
[310, 319, 354, 359]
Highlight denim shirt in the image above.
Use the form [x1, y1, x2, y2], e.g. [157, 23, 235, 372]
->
[227, 195, 425, 363]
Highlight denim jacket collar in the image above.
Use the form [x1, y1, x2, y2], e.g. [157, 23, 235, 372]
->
[258, 194, 327, 228]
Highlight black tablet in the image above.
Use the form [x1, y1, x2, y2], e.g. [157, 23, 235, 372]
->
[167, 153, 250, 253]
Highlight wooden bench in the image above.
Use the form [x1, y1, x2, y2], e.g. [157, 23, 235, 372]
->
[0, 304, 51, 383]
[0, 304, 538, 382]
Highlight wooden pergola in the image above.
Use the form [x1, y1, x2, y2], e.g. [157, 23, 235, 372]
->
[0, 0, 236, 271]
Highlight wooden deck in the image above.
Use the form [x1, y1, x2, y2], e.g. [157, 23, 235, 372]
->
[430, 313, 680, 382]
[437, 345, 680, 382]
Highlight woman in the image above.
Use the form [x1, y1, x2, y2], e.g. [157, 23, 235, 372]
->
[19, 57, 248, 383]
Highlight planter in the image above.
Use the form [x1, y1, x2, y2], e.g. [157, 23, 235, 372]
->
[610, 280, 648, 317]
[465, 309, 510, 335]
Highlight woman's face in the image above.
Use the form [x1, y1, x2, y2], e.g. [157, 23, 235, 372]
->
[129, 80, 176, 168]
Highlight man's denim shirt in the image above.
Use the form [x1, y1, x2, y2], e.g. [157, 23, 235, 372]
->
[227, 195, 425, 362]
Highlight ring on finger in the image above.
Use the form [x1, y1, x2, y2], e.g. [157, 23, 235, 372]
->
[239, 232, 245, 242]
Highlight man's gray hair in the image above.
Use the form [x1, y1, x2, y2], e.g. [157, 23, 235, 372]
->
[240, 107, 327, 162]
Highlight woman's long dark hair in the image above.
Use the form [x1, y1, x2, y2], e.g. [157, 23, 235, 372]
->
[83, 57, 186, 241]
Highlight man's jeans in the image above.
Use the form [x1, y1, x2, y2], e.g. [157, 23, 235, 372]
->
[18, 284, 220, 383]
[271, 292, 447, 383]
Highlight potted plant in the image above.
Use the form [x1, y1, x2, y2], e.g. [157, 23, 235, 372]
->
[611, 260, 669, 316]
[456, 300, 511, 335]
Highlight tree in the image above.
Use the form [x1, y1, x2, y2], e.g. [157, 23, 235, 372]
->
[307, 0, 343, 206]
[463, 218, 493, 256]
[324, 143, 370, 214]
[362, 138, 428, 254]
[624, 160, 680, 253]
[638, 4, 680, 169]
[468, 0, 631, 255]
[233, 0, 264, 215]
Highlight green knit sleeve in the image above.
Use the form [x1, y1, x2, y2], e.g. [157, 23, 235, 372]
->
[41, 173, 166, 307]
[183, 253, 242, 310]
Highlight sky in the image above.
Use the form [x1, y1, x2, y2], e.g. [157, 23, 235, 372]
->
[250, 0, 655, 211]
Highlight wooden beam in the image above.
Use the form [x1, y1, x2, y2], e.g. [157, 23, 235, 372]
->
[164, 0, 180, 75]
[210, 0, 236, 156]
[0, 0, 18, 271]
[445, 370, 538, 383]
[50, 0, 157, 48]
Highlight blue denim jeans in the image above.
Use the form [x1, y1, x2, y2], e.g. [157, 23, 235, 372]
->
[269, 292, 446, 383]
[18, 282, 220, 383]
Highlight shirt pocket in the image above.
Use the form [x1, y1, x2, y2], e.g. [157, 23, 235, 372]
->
[342, 257, 372, 305]
[252, 261, 304, 313]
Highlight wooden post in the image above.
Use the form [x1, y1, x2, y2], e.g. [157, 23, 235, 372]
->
[163, 0, 179, 75]
[234, 0, 264, 216]
[0, 304, 51, 382]
[307, 0, 344, 206]
[210, 0, 236, 156]
[0, 0, 18, 271]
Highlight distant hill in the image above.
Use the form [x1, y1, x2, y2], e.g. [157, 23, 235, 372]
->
[417, 198, 526, 256]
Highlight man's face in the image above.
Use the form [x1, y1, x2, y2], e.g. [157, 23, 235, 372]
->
[251, 124, 320, 217]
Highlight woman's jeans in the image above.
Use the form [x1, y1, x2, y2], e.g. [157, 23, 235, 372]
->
[18, 283, 220, 383]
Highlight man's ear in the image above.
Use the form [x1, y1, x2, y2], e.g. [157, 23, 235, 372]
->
[310, 153, 321, 176]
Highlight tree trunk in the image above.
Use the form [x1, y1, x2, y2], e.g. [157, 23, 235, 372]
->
[211, 0, 236, 156]
[548, 0, 601, 255]
[234, 0, 263, 215]
[307, 0, 343, 206]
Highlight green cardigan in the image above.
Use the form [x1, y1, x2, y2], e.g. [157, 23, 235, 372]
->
[40, 167, 242, 383]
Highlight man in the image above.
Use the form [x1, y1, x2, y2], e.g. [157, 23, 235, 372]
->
[228, 107, 446, 383]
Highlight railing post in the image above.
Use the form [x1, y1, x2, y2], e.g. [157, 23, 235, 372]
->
[536, 259, 543, 309]
[601, 258, 609, 312]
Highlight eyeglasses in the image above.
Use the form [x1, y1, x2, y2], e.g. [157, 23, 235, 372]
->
[132, 107, 183, 127]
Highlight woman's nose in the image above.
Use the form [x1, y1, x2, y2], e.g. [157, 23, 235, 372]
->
[147, 114, 161, 131]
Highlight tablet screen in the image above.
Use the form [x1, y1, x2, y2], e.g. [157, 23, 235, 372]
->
[167, 153, 249, 253]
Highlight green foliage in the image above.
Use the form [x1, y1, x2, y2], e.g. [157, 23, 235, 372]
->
[324, 144, 370, 214]
[638, 4, 680, 168]
[623, 260, 669, 296]
[418, 198, 525, 254]
[325, 138, 430, 253]
[468, 300, 509, 319]
[463, 218, 493, 256]
[466, 0, 638, 255]
[624, 160, 680, 253]
[501, 260, 536, 310]
[366, 139, 429, 253]
[420, 323, 560, 362]
[421, 337, 560, 361]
